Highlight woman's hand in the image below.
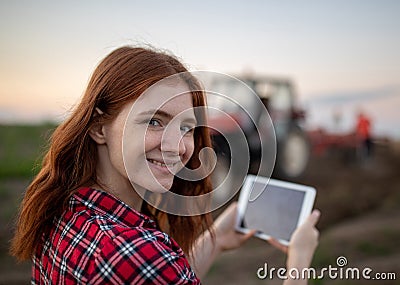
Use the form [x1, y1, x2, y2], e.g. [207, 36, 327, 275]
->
[286, 210, 320, 276]
[279, 210, 320, 285]
[268, 209, 320, 256]
[291, 210, 320, 251]
[213, 202, 255, 252]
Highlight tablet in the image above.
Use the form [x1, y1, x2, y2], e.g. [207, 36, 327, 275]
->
[236, 175, 316, 245]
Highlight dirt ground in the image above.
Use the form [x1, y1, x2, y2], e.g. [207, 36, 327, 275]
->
[0, 142, 399, 284]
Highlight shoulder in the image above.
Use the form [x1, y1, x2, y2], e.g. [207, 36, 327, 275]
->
[89, 227, 200, 284]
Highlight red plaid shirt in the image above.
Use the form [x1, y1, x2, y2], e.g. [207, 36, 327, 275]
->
[32, 187, 200, 284]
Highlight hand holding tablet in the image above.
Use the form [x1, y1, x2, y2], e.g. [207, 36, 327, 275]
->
[236, 175, 317, 246]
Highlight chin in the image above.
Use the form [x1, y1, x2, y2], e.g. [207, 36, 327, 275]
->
[145, 178, 174, 193]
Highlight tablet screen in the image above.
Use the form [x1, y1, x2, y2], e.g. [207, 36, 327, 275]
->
[242, 181, 305, 241]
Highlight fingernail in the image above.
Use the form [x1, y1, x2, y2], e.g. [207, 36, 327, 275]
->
[312, 209, 321, 217]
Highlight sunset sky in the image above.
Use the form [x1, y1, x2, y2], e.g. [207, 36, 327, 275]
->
[1, 0, 399, 138]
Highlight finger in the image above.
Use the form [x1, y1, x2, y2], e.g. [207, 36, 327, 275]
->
[267, 238, 288, 253]
[243, 229, 256, 240]
[306, 209, 321, 227]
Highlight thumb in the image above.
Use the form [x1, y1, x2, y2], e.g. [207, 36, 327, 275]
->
[306, 209, 320, 227]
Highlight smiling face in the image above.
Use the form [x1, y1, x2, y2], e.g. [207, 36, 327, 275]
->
[107, 79, 197, 193]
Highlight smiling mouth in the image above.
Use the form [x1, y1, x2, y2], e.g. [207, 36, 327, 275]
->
[147, 159, 177, 168]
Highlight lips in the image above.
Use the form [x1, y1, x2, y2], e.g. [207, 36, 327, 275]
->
[147, 159, 175, 167]
[146, 157, 182, 170]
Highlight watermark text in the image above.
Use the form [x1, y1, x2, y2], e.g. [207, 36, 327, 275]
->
[257, 256, 396, 281]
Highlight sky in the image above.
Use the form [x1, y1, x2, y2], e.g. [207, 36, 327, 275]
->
[1, 0, 399, 138]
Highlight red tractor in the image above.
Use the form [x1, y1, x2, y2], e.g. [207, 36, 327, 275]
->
[207, 75, 310, 180]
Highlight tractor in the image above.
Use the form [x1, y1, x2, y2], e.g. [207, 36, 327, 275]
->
[207, 75, 310, 181]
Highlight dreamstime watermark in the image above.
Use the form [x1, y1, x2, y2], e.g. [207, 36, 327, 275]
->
[257, 256, 397, 281]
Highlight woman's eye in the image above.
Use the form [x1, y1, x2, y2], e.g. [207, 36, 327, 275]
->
[148, 119, 161, 127]
[181, 125, 195, 135]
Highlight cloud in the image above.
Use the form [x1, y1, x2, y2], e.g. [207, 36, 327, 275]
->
[305, 86, 400, 106]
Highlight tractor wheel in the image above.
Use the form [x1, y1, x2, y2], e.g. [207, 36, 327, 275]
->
[275, 126, 310, 179]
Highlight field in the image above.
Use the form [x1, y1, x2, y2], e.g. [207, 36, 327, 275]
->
[0, 124, 399, 284]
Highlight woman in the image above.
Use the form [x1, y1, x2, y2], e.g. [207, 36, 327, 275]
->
[11, 46, 319, 284]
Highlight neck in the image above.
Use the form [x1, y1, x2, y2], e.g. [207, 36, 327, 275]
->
[94, 146, 143, 211]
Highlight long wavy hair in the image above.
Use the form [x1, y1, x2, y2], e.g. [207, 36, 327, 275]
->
[11, 46, 214, 261]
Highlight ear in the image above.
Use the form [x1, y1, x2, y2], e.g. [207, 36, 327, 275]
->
[89, 122, 107, 144]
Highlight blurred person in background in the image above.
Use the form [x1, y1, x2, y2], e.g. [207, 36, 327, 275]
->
[356, 111, 373, 159]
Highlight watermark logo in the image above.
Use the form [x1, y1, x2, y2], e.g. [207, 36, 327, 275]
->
[257, 256, 397, 281]
[336, 256, 347, 267]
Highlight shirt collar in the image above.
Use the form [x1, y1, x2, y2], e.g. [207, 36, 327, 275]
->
[71, 187, 156, 229]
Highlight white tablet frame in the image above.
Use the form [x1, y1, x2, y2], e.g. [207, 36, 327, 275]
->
[235, 174, 316, 245]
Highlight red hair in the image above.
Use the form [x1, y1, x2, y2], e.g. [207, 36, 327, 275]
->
[11, 46, 214, 260]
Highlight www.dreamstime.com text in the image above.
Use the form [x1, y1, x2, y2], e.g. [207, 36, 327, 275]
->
[257, 256, 396, 281]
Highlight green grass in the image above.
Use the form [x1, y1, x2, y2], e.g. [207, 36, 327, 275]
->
[356, 241, 391, 256]
[355, 227, 400, 257]
[0, 123, 56, 178]
[311, 240, 338, 268]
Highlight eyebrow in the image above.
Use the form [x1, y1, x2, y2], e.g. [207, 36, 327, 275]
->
[137, 109, 197, 124]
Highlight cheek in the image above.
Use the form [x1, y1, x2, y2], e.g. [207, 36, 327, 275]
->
[106, 126, 125, 170]
[144, 131, 161, 152]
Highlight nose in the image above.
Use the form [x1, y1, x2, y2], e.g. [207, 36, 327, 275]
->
[161, 125, 186, 156]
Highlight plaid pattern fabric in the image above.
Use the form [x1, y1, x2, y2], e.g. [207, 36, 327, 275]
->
[32, 187, 200, 284]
